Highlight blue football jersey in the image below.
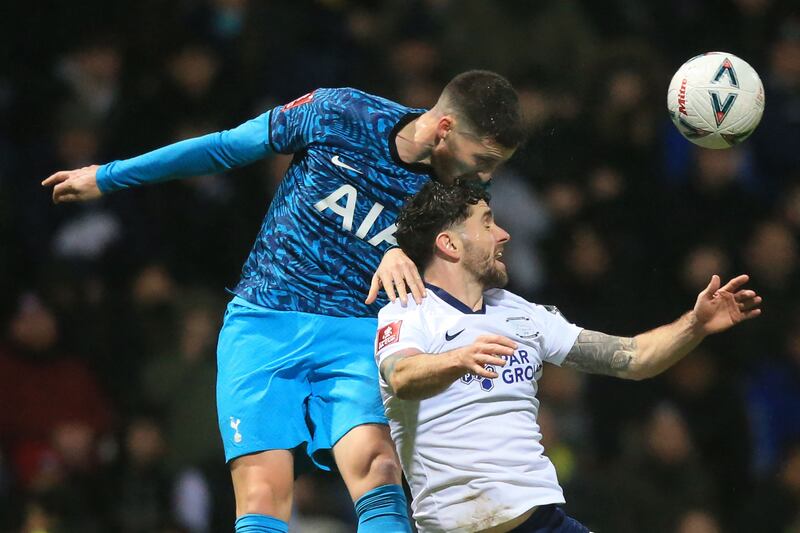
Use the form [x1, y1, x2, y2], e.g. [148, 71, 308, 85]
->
[231, 88, 432, 317]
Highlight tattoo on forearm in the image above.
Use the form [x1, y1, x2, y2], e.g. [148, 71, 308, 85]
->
[381, 354, 402, 383]
[562, 330, 636, 376]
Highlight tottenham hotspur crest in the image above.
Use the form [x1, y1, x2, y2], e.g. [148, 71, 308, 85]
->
[230, 417, 242, 443]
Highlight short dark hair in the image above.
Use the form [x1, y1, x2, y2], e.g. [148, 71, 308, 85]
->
[395, 180, 491, 270]
[442, 70, 524, 148]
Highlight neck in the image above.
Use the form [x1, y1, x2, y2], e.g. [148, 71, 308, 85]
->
[395, 109, 440, 165]
[424, 262, 485, 312]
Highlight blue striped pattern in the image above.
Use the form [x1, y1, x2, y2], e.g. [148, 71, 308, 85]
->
[232, 88, 431, 317]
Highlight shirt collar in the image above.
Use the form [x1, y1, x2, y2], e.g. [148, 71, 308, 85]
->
[424, 282, 486, 314]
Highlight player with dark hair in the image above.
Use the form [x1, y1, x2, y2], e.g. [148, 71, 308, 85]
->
[43, 71, 522, 533]
[376, 180, 762, 533]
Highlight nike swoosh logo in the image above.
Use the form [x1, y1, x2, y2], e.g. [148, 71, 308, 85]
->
[445, 329, 465, 341]
[331, 155, 363, 174]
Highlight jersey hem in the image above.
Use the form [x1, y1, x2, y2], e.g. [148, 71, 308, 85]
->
[416, 495, 567, 533]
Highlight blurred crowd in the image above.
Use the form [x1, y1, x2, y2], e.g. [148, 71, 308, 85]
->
[1, 1, 799, 532]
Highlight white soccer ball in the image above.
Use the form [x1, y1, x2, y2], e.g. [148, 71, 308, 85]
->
[667, 52, 765, 149]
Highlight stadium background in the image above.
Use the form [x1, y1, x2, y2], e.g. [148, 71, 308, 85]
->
[1, 1, 799, 531]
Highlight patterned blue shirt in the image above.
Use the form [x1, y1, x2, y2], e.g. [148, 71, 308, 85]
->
[97, 88, 433, 317]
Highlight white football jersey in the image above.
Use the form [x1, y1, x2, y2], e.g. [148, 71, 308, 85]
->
[375, 284, 582, 533]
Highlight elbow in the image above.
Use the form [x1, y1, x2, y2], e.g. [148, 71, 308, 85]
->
[620, 357, 653, 381]
[624, 369, 649, 381]
[392, 380, 415, 401]
[389, 375, 411, 400]
[391, 377, 424, 401]
[394, 387, 413, 401]
[624, 364, 660, 381]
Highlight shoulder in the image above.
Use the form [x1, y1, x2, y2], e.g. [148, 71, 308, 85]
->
[294, 87, 398, 111]
[485, 289, 572, 322]
[484, 288, 533, 310]
[276, 87, 413, 119]
[376, 295, 449, 333]
[272, 88, 358, 118]
[376, 298, 434, 354]
[378, 296, 424, 322]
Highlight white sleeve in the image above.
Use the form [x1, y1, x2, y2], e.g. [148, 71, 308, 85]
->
[374, 304, 429, 371]
[536, 305, 582, 366]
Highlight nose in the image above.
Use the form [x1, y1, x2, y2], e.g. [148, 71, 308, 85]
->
[477, 171, 492, 183]
[496, 224, 510, 243]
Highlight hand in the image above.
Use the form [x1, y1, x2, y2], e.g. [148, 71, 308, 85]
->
[41, 165, 102, 203]
[365, 248, 426, 306]
[452, 334, 517, 379]
[693, 274, 762, 336]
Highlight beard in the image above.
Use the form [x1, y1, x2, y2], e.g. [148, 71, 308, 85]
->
[463, 241, 508, 290]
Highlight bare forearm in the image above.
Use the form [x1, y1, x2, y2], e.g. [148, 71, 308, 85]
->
[562, 312, 706, 380]
[561, 331, 637, 378]
[632, 311, 705, 379]
[386, 353, 464, 400]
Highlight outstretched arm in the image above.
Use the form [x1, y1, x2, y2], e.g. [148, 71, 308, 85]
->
[562, 274, 762, 380]
[42, 112, 272, 202]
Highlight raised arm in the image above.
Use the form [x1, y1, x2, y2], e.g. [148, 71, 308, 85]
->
[42, 111, 272, 203]
[380, 335, 517, 400]
[561, 274, 762, 380]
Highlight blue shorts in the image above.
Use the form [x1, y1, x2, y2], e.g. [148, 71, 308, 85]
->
[216, 296, 387, 469]
[510, 505, 590, 533]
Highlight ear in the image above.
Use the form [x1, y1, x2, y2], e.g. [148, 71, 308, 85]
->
[436, 115, 454, 141]
[434, 231, 460, 261]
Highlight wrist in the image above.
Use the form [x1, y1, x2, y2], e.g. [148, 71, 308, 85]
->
[445, 349, 468, 376]
[684, 310, 707, 338]
[95, 163, 116, 194]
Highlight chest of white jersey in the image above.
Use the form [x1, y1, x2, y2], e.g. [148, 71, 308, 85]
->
[375, 286, 582, 533]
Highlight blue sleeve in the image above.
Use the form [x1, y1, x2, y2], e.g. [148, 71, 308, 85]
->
[268, 88, 354, 154]
[96, 111, 273, 193]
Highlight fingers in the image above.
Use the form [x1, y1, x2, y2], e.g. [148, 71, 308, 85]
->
[742, 308, 762, 320]
[369, 249, 426, 305]
[407, 279, 424, 306]
[734, 290, 757, 302]
[54, 193, 81, 203]
[476, 342, 516, 357]
[703, 274, 721, 296]
[739, 295, 762, 312]
[41, 171, 71, 187]
[475, 334, 517, 351]
[459, 337, 519, 378]
[720, 274, 750, 293]
[372, 270, 421, 306]
[365, 274, 380, 304]
[53, 181, 76, 203]
[364, 271, 411, 305]
[470, 355, 508, 378]
[472, 365, 499, 379]
[390, 265, 424, 306]
[381, 272, 398, 303]
[366, 272, 399, 304]
[403, 265, 425, 305]
[479, 354, 509, 367]
[394, 275, 409, 306]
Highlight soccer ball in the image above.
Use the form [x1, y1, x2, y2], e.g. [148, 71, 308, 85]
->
[667, 52, 765, 149]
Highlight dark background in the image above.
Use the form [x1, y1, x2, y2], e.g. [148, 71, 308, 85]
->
[1, 1, 799, 532]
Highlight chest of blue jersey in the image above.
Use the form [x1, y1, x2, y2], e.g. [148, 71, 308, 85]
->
[304, 145, 420, 247]
[232, 88, 432, 317]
